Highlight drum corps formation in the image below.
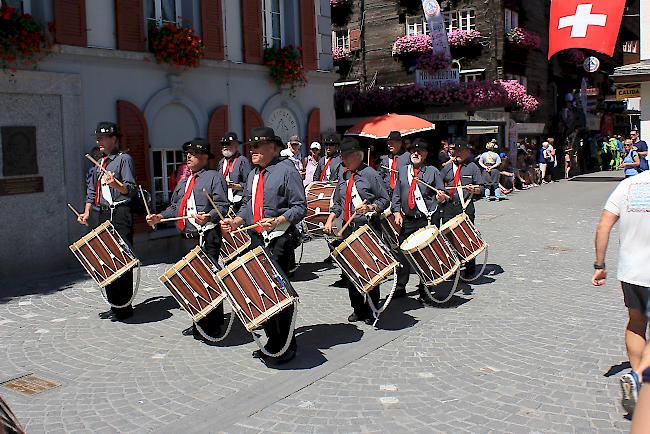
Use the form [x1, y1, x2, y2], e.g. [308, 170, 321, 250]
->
[68, 121, 489, 365]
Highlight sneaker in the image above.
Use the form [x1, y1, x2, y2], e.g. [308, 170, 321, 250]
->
[620, 372, 640, 415]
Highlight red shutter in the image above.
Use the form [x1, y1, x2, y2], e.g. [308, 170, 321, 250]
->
[242, 105, 264, 156]
[202, 0, 225, 60]
[115, 0, 145, 52]
[208, 105, 229, 169]
[349, 28, 361, 51]
[300, 0, 318, 71]
[117, 100, 150, 231]
[53, 0, 87, 46]
[307, 108, 320, 145]
[241, 0, 263, 64]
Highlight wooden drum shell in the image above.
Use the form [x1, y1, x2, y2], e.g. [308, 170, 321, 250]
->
[401, 226, 460, 286]
[440, 214, 487, 264]
[304, 182, 336, 237]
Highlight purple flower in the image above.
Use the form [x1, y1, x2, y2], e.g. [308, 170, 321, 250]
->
[505, 27, 541, 49]
[447, 29, 482, 48]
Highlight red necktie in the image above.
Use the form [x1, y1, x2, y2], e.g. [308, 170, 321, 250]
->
[320, 158, 332, 181]
[253, 169, 265, 233]
[222, 158, 230, 177]
[390, 156, 397, 189]
[177, 174, 196, 231]
[344, 171, 355, 221]
[408, 167, 419, 210]
[449, 165, 462, 199]
[94, 157, 108, 206]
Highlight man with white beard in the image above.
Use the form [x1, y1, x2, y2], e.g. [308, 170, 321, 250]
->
[217, 132, 252, 214]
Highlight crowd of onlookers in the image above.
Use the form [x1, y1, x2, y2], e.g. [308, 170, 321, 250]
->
[597, 130, 649, 178]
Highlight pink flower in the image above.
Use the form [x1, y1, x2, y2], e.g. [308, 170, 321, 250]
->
[447, 29, 482, 48]
[506, 27, 541, 49]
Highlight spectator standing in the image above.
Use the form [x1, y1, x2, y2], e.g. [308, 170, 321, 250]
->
[631, 129, 649, 171]
[285, 135, 305, 179]
[592, 169, 650, 415]
[622, 139, 641, 178]
[303, 142, 321, 187]
[478, 143, 502, 200]
[539, 141, 551, 183]
[438, 140, 452, 169]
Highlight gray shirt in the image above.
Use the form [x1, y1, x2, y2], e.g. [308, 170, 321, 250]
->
[331, 164, 390, 225]
[391, 164, 444, 217]
[160, 168, 229, 233]
[313, 154, 342, 182]
[440, 161, 484, 203]
[479, 151, 501, 169]
[216, 153, 252, 185]
[237, 157, 307, 226]
[85, 152, 137, 207]
[380, 151, 411, 191]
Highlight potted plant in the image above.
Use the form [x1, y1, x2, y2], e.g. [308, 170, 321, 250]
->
[148, 21, 204, 68]
[0, 4, 52, 71]
[263, 45, 307, 96]
[505, 27, 541, 50]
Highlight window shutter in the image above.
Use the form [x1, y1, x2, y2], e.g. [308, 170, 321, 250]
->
[115, 0, 145, 52]
[53, 0, 87, 46]
[117, 100, 150, 231]
[307, 108, 320, 145]
[349, 28, 361, 51]
[208, 106, 229, 169]
[300, 0, 318, 70]
[242, 105, 264, 156]
[202, 0, 225, 60]
[241, 0, 263, 64]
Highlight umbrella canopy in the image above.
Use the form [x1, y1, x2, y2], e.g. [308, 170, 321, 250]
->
[345, 113, 435, 139]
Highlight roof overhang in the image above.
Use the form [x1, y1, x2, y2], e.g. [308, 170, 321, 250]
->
[612, 60, 650, 83]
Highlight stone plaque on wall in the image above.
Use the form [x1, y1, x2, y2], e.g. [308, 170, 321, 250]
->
[1, 126, 38, 176]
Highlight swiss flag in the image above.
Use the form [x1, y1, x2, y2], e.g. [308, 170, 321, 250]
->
[548, 0, 625, 59]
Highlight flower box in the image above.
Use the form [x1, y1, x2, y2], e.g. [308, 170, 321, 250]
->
[148, 22, 204, 68]
[263, 45, 307, 96]
[0, 5, 52, 70]
[333, 46, 351, 63]
[505, 27, 541, 50]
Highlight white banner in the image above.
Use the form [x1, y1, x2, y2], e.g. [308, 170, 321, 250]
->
[421, 0, 450, 57]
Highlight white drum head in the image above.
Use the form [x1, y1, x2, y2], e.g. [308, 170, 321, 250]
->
[401, 226, 438, 251]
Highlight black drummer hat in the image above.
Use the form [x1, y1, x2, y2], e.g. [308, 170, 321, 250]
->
[323, 133, 341, 146]
[183, 138, 215, 158]
[410, 139, 429, 152]
[220, 132, 240, 144]
[340, 137, 363, 155]
[248, 127, 284, 148]
[387, 131, 403, 141]
[93, 121, 121, 137]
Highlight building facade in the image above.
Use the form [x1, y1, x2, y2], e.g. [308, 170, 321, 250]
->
[0, 0, 337, 279]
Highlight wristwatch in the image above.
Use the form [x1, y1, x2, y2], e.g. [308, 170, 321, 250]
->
[593, 262, 606, 270]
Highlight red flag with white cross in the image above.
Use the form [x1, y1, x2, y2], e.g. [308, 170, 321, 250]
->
[548, 0, 626, 59]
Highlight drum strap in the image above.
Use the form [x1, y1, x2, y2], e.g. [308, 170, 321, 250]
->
[407, 165, 434, 217]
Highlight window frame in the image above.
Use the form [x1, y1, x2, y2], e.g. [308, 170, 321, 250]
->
[460, 69, 485, 82]
[262, 0, 285, 49]
[151, 148, 187, 212]
[504, 8, 519, 33]
[505, 73, 527, 89]
[332, 29, 350, 50]
[146, 0, 182, 28]
[405, 15, 429, 36]
[3, 0, 30, 13]
[444, 9, 476, 32]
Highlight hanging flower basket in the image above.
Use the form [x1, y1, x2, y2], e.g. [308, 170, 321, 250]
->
[505, 27, 541, 50]
[263, 45, 307, 96]
[0, 5, 52, 70]
[415, 51, 451, 74]
[333, 46, 352, 63]
[148, 22, 204, 68]
[392, 34, 432, 57]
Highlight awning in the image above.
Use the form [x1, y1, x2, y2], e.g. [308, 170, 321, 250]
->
[467, 125, 499, 135]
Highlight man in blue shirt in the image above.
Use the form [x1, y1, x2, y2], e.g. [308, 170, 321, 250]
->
[631, 130, 648, 171]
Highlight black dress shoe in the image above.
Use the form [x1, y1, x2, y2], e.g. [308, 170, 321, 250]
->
[333, 278, 348, 288]
[182, 326, 195, 336]
[393, 288, 407, 298]
[364, 317, 375, 325]
[271, 348, 296, 365]
[112, 305, 133, 320]
[324, 256, 333, 263]
[252, 349, 268, 359]
[348, 312, 362, 322]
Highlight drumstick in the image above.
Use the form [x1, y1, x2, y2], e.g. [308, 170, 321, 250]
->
[159, 215, 194, 223]
[85, 154, 124, 188]
[67, 203, 88, 226]
[230, 222, 263, 234]
[337, 200, 366, 238]
[381, 165, 448, 197]
[139, 185, 156, 229]
[202, 188, 226, 221]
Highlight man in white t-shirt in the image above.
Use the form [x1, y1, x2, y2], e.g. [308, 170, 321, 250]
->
[592, 171, 650, 415]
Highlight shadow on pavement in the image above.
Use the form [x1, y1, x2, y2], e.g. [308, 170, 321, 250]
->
[126, 295, 176, 324]
[198, 314, 255, 347]
[271, 323, 364, 370]
[604, 361, 631, 377]
[291, 260, 336, 282]
[569, 176, 623, 183]
[0, 272, 89, 305]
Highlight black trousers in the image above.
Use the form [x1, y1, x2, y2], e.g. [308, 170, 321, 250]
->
[396, 215, 430, 296]
[340, 222, 381, 319]
[441, 201, 476, 273]
[89, 206, 134, 316]
[180, 228, 224, 336]
[250, 230, 298, 354]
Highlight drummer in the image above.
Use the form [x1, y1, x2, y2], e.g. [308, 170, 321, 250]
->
[380, 131, 411, 194]
[440, 142, 484, 278]
[313, 133, 343, 182]
[220, 127, 306, 365]
[217, 132, 252, 214]
[146, 138, 229, 340]
[324, 137, 390, 324]
[77, 121, 137, 320]
[391, 139, 447, 303]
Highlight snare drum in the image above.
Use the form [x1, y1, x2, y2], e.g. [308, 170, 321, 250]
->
[159, 246, 226, 322]
[401, 226, 460, 286]
[440, 213, 487, 263]
[216, 247, 297, 332]
[69, 221, 139, 288]
[332, 225, 399, 294]
[303, 182, 336, 237]
[221, 230, 251, 263]
[380, 208, 402, 249]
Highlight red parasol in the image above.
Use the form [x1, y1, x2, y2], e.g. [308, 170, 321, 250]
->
[345, 113, 435, 139]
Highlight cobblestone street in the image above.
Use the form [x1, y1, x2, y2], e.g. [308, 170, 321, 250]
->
[0, 172, 633, 433]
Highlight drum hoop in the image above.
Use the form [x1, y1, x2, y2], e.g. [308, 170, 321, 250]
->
[362, 262, 399, 293]
[243, 297, 295, 331]
[440, 213, 468, 232]
[408, 248, 460, 286]
[161, 246, 203, 280]
[458, 242, 488, 264]
[221, 237, 252, 263]
[70, 220, 113, 251]
[217, 246, 263, 280]
[331, 225, 369, 257]
[400, 225, 439, 253]
[99, 259, 139, 287]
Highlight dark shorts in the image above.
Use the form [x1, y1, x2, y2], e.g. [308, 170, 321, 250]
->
[622, 282, 650, 318]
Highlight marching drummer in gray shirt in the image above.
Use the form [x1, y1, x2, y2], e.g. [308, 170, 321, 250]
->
[391, 139, 447, 303]
[324, 137, 390, 324]
[217, 132, 252, 214]
[380, 131, 411, 194]
[147, 138, 229, 341]
[313, 133, 343, 182]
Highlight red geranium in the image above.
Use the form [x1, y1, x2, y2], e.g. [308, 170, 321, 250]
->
[263, 45, 307, 96]
[148, 21, 204, 68]
[0, 5, 52, 70]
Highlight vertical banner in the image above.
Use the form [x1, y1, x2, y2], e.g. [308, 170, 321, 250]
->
[421, 0, 450, 57]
